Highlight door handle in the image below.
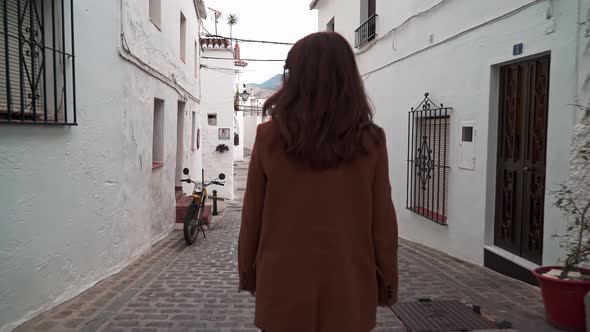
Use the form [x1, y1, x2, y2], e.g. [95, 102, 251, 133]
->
[523, 166, 535, 172]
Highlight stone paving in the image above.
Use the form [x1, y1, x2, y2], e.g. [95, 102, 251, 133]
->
[13, 153, 558, 332]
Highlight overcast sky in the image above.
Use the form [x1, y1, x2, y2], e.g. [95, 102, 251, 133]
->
[203, 0, 318, 84]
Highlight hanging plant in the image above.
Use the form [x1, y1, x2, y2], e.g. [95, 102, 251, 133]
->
[216, 144, 229, 153]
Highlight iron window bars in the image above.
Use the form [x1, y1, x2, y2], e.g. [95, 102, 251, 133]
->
[406, 93, 452, 225]
[354, 14, 376, 48]
[0, 0, 77, 125]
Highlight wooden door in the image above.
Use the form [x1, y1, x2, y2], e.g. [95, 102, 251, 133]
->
[368, 0, 376, 17]
[495, 55, 550, 265]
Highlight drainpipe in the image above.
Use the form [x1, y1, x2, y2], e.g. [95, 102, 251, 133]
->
[574, 0, 583, 110]
[575, 0, 590, 123]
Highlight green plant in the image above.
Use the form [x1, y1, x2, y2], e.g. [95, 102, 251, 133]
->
[227, 14, 238, 43]
[553, 104, 590, 279]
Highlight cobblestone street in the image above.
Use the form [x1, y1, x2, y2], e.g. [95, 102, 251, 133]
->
[14, 154, 557, 332]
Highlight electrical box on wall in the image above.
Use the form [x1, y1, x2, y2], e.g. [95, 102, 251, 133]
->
[459, 121, 476, 170]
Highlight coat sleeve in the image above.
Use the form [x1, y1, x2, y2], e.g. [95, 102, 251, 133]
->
[238, 125, 267, 293]
[372, 138, 399, 306]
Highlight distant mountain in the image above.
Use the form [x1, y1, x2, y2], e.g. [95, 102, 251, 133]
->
[248, 74, 283, 91]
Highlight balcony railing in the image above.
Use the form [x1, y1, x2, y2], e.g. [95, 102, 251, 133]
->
[354, 14, 377, 48]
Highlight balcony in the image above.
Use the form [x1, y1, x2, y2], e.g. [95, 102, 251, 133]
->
[354, 14, 377, 48]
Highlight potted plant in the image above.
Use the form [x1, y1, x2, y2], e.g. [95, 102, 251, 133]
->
[533, 104, 590, 332]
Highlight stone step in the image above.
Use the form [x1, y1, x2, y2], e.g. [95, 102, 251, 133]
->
[175, 196, 212, 224]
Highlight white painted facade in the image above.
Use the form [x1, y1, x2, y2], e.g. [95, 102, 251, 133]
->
[313, 0, 589, 268]
[0, 1, 205, 330]
[200, 50, 236, 200]
[243, 112, 263, 151]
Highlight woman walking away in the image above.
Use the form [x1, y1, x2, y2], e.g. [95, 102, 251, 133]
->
[238, 32, 398, 332]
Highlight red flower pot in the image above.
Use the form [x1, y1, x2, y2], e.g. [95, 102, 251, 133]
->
[533, 266, 590, 332]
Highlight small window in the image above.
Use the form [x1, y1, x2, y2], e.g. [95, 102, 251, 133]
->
[152, 98, 165, 168]
[208, 113, 217, 126]
[180, 12, 187, 62]
[327, 17, 335, 32]
[149, 0, 161, 29]
[406, 94, 452, 225]
[462, 126, 473, 142]
[191, 111, 196, 150]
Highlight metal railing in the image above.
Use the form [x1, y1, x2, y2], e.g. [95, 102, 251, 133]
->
[354, 14, 377, 48]
[406, 93, 452, 225]
[238, 105, 264, 117]
[0, 0, 77, 125]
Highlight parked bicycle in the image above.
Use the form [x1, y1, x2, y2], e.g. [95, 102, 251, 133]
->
[180, 168, 225, 245]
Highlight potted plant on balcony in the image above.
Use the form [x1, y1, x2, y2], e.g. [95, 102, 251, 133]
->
[533, 104, 590, 332]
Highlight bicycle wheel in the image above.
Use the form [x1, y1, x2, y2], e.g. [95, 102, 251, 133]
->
[183, 203, 201, 245]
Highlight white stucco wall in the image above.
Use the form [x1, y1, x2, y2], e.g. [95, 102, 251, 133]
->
[243, 114, 262, 151]
[200, 53, 236, 200]
[0, 1, 203, 331]
[315, 0, 580, 266]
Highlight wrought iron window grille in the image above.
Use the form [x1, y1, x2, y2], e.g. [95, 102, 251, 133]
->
[1, 0, 77, 125]
[406, 93, 452, 225]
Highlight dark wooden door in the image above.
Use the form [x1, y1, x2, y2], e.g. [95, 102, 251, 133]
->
[495, 55, 550, 265]
[368, 0, 376, 17]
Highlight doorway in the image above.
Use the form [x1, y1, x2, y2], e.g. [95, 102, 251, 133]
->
[494, 55, 550, 265]
[176, 102, 185, 186]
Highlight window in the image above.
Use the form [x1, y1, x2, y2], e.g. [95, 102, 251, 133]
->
[149, 0, 161, 29]
[0, 0, 77, 125]
[152, 98, 165, 168]
[195, 40, 200, 78]
[180, 12, 186, 62]
[207, 113, 217, 126]
[191, 111, 196, 150]
[360, 0, 376, 20]
[462, 126, 473, 142]
[327, 17, 335, 32]
[406, 94, 452, 225]
[355, 0, 377, 47]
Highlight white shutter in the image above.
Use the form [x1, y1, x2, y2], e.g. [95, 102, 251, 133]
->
[413, 116, 450, 222]
[0, 0, 42, 119]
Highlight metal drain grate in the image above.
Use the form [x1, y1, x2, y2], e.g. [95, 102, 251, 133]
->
[392, 300, 496, 332]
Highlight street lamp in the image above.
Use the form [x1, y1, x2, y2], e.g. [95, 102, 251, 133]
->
[240, 84, 250, 102]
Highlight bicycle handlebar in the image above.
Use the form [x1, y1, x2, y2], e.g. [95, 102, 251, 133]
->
[181, 178, 225, 187]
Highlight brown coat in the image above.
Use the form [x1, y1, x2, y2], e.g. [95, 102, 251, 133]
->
[238, 121, 398, 332]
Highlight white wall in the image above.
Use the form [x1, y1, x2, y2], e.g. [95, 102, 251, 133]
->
[316, 0, 580, 266]
[243, 114, 262, 151]
[200, 53, 236, 200]
[0, 1, 203, 331]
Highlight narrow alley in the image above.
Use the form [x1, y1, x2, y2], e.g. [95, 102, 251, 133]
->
[12, 152, 556, 332]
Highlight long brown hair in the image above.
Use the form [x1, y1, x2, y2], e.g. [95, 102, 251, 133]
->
[263, 32, 381, 169]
